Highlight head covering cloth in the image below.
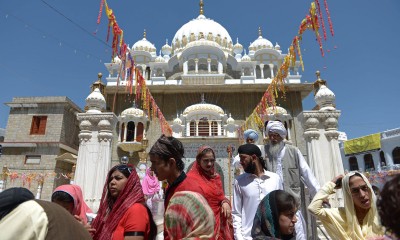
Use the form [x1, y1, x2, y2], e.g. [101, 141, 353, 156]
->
[187, 146, 234, 239]
[238, 143, 262, 158]
[52, 184, 93, 224]
[252, 190, 296, 240]
[0, 187, 34, 221]
[340, 171, 383, 240]
[91, 164, 145, 240]
[165, 191, 215, 240]
[266, 121, 287, 138]
[244, 129, 259, 142]
[142, 168, 160, 195]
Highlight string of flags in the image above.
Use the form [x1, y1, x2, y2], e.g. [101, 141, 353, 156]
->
[240, 0, 335, 136]
[97, 0, 172, 135]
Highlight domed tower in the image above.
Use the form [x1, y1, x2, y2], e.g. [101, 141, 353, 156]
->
[302, 71, 344, 207]
[75, 77, 117, 212]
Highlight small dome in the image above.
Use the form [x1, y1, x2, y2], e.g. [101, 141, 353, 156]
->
[121, 106, 145, 117]
[226, 114, 235, 124]
[132, 31, 156, 53]
[266, 106, 288, 115]
[173, 117, 182, 125]
[155, 52, 165, 63]
[161, 39, 172, 56]
[315, 85, 336, 111]
[113, 56, 121, 63]
[98, 119, 111, 130]
[249, 28, 273, 50]
[233, 38, 243, 55]
[274, 42, 281, 50]
[85, 88, 106, 113]
[183, 103, 224, 116]
[241, 52, 251, 62]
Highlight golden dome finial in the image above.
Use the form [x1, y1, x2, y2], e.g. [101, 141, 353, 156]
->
[199, 0, 204, 15]
[313, 70, 327, 95]
[97, 72, 102, 80]
[143, 29, 146, 39]
[258, 27, 262, 37]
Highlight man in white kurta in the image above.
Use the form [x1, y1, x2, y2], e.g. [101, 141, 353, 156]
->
[265, 121, 320, 240]
[232, 143, 282, 240]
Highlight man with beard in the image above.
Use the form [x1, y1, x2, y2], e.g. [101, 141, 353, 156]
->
[231, 129, 264, 177]
[232, 143, 282, 240]
[264, 120, 319, 240]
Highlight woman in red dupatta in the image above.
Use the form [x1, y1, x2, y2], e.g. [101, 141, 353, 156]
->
[91, 164, 157, 240]
[187, 146, 234, 240]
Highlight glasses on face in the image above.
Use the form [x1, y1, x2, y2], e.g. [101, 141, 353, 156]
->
[350, 184, 369, 196]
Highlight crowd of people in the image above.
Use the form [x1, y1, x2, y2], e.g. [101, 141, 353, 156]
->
[0, 120, 399, 240]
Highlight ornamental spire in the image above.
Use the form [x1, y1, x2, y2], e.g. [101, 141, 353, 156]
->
[258, 27, 262, 37]
[313, 70, 327, 95]
[143, 29, 146, 39]
[200, 0, 204, 15]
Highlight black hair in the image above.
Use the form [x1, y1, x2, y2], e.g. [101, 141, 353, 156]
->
[51, 191, 74, 203]
[149, 135, 185, 171]
[377, 174, 400, 238]
[275, 190, 299, 214]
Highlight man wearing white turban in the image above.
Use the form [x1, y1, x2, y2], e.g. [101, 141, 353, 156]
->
[264, 120, 320, 240]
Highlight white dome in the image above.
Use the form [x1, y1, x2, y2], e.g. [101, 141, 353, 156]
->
[132, 32, 156, 52]
[226, 114, 235, 124]
[274, 42, 281, 50]
[85, 88, 106, 113]
[315, 85, 336, 111]
[155, 54, 165, 63]
[249, 36, 273, 50]
[233, 38, 243, 55]
[183, 102, 224, 116]
[172, 15, 232, 52]
[113, 56, 121, 63]
[266, 106, 288, 115]
[121, 106, 145, 117]
[241, 53, 251, 62]
[173, 117, 182, 125]
[161, 39, 172, 56]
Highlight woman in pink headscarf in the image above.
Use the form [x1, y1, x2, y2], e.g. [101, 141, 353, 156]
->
[52, 184, 93, 224]
[142, 168, 161, 211]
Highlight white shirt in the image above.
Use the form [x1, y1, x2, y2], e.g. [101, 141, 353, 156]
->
[232, 170, 282, 240]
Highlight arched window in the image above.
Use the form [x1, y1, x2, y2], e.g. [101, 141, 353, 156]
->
[364, 154, 375, 171]
[190, 120, 196, 136]
[126, 121, 135, 142]
[198, 118, 209, 136]
[379, 151, 386, 166]
[393, 147, 400, 164]
[349, 156, 359, 171]
[136, 122, 144, 142]
[120, 123, 125, 142]
[211, 121, 218, 136]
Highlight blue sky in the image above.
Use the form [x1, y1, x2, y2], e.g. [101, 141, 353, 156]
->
[0, 0, 399, 139]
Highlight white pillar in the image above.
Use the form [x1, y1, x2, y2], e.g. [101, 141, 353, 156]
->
[124, 123, 127, 142]
[208, 121, 212, 136]
[253, 67, 256, 77]
[218, 61, 223, 74]
[183, 61, 188, 74]
[134, 122, 137, 142]
[217, 121, 221, 136]
[195, 58, 199, 73]
[269, 64, 274, 78]
[186, 122, 191, 136]
[207, 58, 211, 73]
[196, 120, 199, 136]
[260, 64, 264, 79]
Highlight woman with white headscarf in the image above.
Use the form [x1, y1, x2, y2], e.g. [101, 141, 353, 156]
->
[308, 171, 384, 240]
